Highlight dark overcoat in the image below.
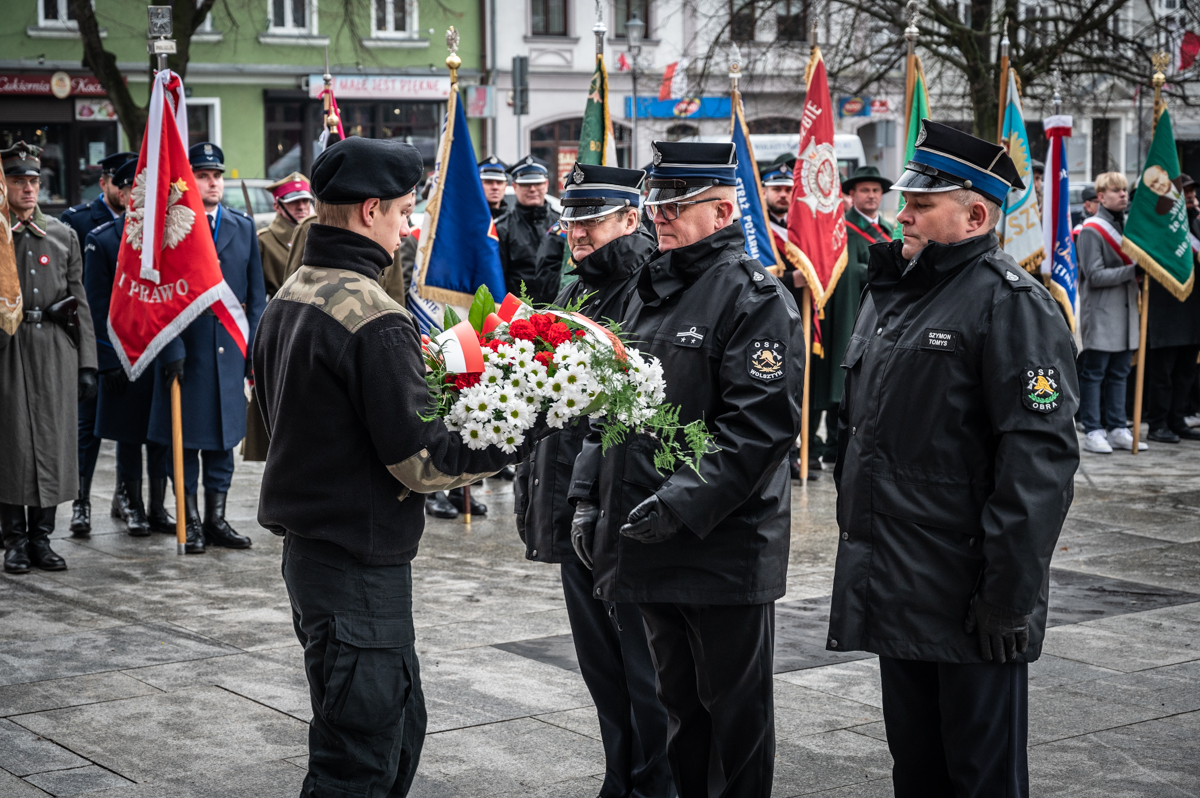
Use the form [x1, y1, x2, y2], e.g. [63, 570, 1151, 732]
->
[61, 196, 118, 250]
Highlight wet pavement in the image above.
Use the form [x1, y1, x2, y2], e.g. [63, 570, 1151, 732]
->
[0, 432, 1197, 797]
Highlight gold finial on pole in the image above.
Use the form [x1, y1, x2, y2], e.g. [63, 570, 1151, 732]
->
[905, 1, 920, 56]
[729, 43, 741, 94]
[1152, 50, 1169, 123]
[446, 27, 462, 84]
[322, 45, 338, 135]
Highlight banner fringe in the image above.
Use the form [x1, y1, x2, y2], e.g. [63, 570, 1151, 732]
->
[1121, 237, 1196, 301]
[1018, 247, 1045, 274]
[419, 283, 478, 308]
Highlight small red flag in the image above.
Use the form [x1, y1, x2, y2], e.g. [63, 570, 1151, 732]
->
[109, 70, 248, 379]
[1181, 31, 1200, 71]
[785, 47, 847, 309]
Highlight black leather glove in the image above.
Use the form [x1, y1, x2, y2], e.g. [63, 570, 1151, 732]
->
[78, 368, 98, 403]
[621, 494, 682, 544]
[964, 597, 1031, 663]
[164, 358, 185, 384]
[515, 511, 527, 543]
[100, 368, 128, 395]
[570, 500, 599, 569]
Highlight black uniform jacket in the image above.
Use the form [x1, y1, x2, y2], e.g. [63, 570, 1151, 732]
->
[570, 225, 804, 605]
[829, 235, 1080, 664]
[513, 229, 657, 563]
[497, 201, 560, 303]
[1146, 210, 1200, 349]
[531, 222, 568, 304]
[254, 225, 512, 565]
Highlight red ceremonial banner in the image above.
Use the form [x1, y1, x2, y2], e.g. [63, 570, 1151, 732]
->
[108, 69, 248, 380]
[785, 48, 847, 310]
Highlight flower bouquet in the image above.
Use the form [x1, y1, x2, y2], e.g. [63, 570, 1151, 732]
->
[421, 287, 717, 474]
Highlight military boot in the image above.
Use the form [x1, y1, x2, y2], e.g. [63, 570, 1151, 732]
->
[184, 494, 205, 554]
[147, 479, 175, 534]
[1, 504, 31, 575]
[110, 481, 133, 522]
[425, 492, 458, 519]
[448, 486, 487, 516]
[26, 507, 67, 571]
[202, 492, 252, 549]
[70, 475, 92, 537]
[122, 481, 151, 537]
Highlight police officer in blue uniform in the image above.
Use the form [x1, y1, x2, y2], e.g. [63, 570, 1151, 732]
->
[82, 160, 173, 537]
[148, 142, 266, 553]
[63, 150, 138, 536]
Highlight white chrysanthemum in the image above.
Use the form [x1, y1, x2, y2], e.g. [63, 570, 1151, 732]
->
[503, 403, 531, 428]
[511, 338, 535, 357]
[553, 342, 589, 369]
[462, 421, 489, 450]
[547, 405, 571, 428]
[496, 429, 525, 454]
[460, 386, 499, 422]
[480, 366, 506, 388]
[507, 373, 527, 392]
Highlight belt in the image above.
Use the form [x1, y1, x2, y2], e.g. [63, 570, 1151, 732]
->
[23, 310, 43, 323]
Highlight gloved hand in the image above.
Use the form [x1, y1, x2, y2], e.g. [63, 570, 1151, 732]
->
[570, 500, 599, 569]
[101, 368, 128, 395]
[621, 494, 682, 544]
[515, 511, 527, 543]
[78, 368, 98, 402]
[164, 358, 185, 384]
[964, 597, 1031, 663]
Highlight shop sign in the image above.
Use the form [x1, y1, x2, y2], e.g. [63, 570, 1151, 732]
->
[870, 98, 890, 114]
[0, 72, 107, 97]
[624, 96, 731, 119]
[556, 146, 578, 188]
[838, 96, 870, 118]
[307, 74, 451, 100]
[75, 98, 118, 121]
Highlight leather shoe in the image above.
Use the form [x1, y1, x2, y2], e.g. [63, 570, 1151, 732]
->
[110, 482, 133, 521]
[70, 476, 92, 537]
[147, 478, 175, 534]
[425, 492, 458, 519]
[1, 505, 31, 574]
[184, 494, 205, 554]
[1147, 428, 1181, 444]
[448, 487, 487, 516]
[26, 507, 66, 571]
[122, 481, 151, 537]
[202, 491, 252, 548]
[1175, 427, 1200, 441]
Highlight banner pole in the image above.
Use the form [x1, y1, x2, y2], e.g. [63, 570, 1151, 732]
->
[800, 286, 812, 486]
[171, 376, 187, 554]
[996, 22, 1009, 144]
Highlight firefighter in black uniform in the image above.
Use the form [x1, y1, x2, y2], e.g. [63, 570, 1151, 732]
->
[570, 141, 803, 798]
[254, 137, 537, 797]
[478, 155, 512, 220]
[828, 121, 1080, 797]
[496, 155, 560, 304]
[515, 163, 672, 798]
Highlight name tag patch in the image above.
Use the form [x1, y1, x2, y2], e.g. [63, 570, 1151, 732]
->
[748, 339, 786, 381]
[1023, 366, 1062, 413]
[673, 325, 707, 348]
[919, 328, 958, 353]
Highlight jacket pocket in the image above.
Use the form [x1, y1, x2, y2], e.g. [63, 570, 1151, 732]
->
[322, 612, 417, 733]
[873, 476, 984, 536]
[841, 334, 869, 370]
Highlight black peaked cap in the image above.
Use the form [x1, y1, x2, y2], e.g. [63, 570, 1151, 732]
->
[112, 159, 138, 189]
[99, 151, 137, 174]
[311, 137, 424, 203]
[918, 120, 1022, 188]
[565, 162, 646, 190]
[652, 140, 735, 166]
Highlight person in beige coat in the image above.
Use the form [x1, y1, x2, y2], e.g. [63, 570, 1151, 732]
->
[0, 142, 97, 573]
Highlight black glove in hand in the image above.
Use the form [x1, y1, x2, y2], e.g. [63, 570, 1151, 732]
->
[964, 597, 1031, 663]
[101, 368, 128, 395]
[570, 500, 599, 569]
[620, 494, 682, 544]
[78, 368, 98, 403]
[164, 358, 185, 384]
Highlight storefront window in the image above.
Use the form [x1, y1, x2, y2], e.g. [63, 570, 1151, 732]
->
[530, 118, 633, 190]
[77, 123, 118, 202]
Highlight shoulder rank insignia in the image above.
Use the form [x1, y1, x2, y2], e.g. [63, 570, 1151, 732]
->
[748, 339, 786, 381]
[1023, 366, 1061, 413]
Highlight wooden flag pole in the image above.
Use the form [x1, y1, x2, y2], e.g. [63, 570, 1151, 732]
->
[462, 484, 472, 525]
[995, 21, 1009, 144]
[1132, 52, 1169, 456]
[800, 286, 813, 485]
[171, 377, 187, 554]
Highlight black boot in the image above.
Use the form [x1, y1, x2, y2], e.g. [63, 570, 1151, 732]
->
[448, 486, 487, 516]
[202, 491, 252, 549]
[148, 479, 175, 534]
[425, 492, 458, 519]
[1, 504, 31, 574]
[26, 507, 66, 571]
[70, 475, 92, 537]
[110, 481, 133, 521]
[123, 481, 151, 537]
[494, 465, 516, 481]
[184, 494, 205, 554]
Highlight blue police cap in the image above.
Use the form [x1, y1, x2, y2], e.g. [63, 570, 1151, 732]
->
[760, 163, 793, 187]
[112, 159, 138, 189]
[646, 141, 737, 205]
[560, 163, 646, 222]
[189, 142, 225, 172]
[479, 155, 509, 182]
[509, 155, 550, 184]
[893, 119, 1022, 207]
[98, 151, 137, 176]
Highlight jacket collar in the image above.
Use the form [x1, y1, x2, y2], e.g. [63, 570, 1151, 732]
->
[638, 225, 743, 305]
[10, 205, 48, 237]
[868, 233, 998, 292]
[570, 230, 655, 288]
[1096, 204, 1125, 231]
[302, 223, 394, 280]
[266, 213, 294, 246]
[516, 201, 549, 223]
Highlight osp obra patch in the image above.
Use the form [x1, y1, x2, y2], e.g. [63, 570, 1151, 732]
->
[1023, 366, 1062, 413]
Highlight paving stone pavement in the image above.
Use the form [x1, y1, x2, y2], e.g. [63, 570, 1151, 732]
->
[0, 434, 1198, 797]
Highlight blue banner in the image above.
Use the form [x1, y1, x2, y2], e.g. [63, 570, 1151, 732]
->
[624, 96, 732, 119]
[1043, 117, 1078, 331]
[731, 98, 781, 271]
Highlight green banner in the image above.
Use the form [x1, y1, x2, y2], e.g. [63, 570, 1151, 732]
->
[894, 58, 930, 237]
[578, 54, 613, 166]
[1123, 107, 1195, 300]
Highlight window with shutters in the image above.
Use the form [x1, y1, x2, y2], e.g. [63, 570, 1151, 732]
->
[531, 0, 568, 36]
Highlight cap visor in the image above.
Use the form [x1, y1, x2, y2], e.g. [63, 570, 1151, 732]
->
[892, 169, 960, 194]
[645, 185, 711, 204]
[561, 204, 627, 222]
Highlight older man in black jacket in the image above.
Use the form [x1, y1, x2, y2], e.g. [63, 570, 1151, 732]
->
[829, 121, 1080, 798]
[570, 142, 803, 798]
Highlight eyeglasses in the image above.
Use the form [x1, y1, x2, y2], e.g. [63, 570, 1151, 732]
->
[561, 216, 614, 231]
[645, 197, 721, 221]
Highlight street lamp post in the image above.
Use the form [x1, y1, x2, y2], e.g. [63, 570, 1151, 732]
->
[626, 15, 644, 167]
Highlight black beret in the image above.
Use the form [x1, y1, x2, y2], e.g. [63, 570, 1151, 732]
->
[311, 137, 424, 204]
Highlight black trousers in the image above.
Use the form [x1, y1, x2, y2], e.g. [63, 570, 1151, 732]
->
[1145, 345, 1200, 433]
[561, 558, 674, 798]
[78, 396, 101, 483]
[639, 602, 775, 798]
[879, 657, 1029, 798]
[283, 534, 426, 798]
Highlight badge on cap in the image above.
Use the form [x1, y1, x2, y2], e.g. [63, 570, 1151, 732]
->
[524, 155, 534, 166]
[1023, 367, 1061, 413]
[652, 145, 663, 166]
[748, 340, 786, 381]
[204, 144, 213, 155]
[572, 164, 585, 185]
[487, 155, 498, 164]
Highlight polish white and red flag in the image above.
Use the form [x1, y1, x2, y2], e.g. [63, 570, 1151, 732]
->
[108, 69, 249, 380]
[658, 59, 689, 100]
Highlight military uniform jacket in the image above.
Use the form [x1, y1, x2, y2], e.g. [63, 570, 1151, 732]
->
[514, 230, 656, 563]
[257, 214, 297, 297]
[148, 204, 266, 451]
[569, 226, 804, 605]
[829, 235, 1080, 664]
[61, 195, 118, 250]
[254, 224, 512, 565]
[0, 208, 97, 507]
[497, 201, 559, 302]
[84, 217, 156, 444]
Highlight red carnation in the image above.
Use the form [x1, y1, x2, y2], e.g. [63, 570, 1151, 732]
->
[485, 338, 506, 352]
[534, 351, 556, 370]
[530, 313, 555, 334]
[454, 372, 481, 390]
[574, 329, 587, 339]
[544, 321, 572, 347]
[509, 319, 538, 341]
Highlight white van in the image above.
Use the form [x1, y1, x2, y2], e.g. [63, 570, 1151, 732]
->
[684, 133, 868, 180]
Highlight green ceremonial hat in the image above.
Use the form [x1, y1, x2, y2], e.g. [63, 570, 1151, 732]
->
[842, 165, 893, 194]
[771, 152, 796, 169]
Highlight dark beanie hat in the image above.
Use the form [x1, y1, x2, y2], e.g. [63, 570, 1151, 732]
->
[311, 137, 424, 204]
